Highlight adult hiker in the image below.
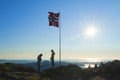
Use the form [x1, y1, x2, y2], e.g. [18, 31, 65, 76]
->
[50, 49, 55, 67]
[37, 53, 43, 72]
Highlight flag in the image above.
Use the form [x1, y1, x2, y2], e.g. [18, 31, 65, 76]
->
[48, 12, 60, 27]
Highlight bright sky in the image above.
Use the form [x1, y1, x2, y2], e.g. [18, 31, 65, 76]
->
[0, 0, 120, 61]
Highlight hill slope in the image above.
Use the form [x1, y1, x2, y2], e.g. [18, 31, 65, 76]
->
[0, 60, 120, 80]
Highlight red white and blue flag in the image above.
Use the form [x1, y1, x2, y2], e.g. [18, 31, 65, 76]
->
[48, 12, 60, 27]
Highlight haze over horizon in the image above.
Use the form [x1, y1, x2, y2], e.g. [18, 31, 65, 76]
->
[0, 0, 120, 61]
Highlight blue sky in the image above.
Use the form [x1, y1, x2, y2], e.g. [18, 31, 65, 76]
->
[0, 0, 120, 61]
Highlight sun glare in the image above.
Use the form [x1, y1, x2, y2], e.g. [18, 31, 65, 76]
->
[85, 27, 97, 37]
[86, 58, 99, 62]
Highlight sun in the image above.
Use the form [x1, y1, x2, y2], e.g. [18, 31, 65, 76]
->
[85, 27, 97, 37]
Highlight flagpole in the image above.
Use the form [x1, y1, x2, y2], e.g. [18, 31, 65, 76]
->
[59, 12, 61, 65]
[48, 12, 61, 65]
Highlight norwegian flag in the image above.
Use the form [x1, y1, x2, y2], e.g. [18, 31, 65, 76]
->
[48, 12, 60, 27]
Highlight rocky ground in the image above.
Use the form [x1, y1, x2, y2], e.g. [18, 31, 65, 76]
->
[0, 60, 120, 80]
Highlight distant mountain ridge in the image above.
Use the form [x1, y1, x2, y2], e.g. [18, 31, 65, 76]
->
[0, 63, 36, 72]
[0, 59, 101, 71]
[0, 59, 36, 64]
[0, 59, 116, 71]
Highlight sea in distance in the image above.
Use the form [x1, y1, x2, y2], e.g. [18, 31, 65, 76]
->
[0, 59, 112, 69]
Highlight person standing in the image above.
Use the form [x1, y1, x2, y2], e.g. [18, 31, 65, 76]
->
[50, 49, 55, 67]
[37, 53, 43, 72]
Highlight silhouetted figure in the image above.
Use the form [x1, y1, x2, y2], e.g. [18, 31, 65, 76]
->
[99, 61, 104, 73]
[37, 53, 43, 72]
[93, 64, 98, 72]
[88, 64, 91, 69]
[50, 49, 55, 67]
[88, 64, 91, 68]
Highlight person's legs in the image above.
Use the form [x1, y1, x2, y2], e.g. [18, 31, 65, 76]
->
[52, 60, 55, 67]
[38, 65, 40, 72]
[37, 61, 41, 72]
